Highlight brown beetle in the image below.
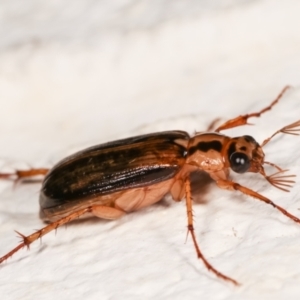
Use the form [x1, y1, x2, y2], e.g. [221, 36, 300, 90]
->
[0, 86, 299, 285]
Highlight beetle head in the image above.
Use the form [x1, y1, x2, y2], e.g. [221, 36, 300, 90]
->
[228, 135, 294, 192]
[227, 135, 264, 174]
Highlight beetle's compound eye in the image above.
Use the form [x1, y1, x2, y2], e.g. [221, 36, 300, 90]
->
[230, 152, 250, 173]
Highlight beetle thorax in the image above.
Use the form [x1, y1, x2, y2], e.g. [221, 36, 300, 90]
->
[186, 133, 230, 172]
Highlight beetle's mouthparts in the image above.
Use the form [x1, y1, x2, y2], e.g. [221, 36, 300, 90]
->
[260, 164, 296, 192]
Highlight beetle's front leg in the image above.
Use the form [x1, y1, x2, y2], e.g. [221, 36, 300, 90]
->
[216, 179, 300, 224]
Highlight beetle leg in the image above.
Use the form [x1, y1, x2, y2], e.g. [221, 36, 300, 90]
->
[184, 178, 239, 285]
[216, 179, 300, 224]
[0, 168, 49, 181]
[0, 205, 123, 265]
[170, 178, 185, 201]
[215, 86, 290, 132]
[206, 118, 222, 132]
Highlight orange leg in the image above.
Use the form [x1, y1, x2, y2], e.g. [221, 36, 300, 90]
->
[0, 168, 49, 181]
[0, 205, 124, 264]
[184, 178, 239, 285]
[215, 86, 290, 132]
[216, 179, 300, 224]
[206, 118, 221, 132]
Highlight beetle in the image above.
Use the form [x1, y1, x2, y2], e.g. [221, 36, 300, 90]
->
[0, 86, 299, 285]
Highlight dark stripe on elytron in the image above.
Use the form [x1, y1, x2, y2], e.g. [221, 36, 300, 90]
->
[188, 140, 222, 155]
[227, 142, 236, 159]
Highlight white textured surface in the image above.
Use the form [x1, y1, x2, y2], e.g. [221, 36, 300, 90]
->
[1, 0, 300, 299]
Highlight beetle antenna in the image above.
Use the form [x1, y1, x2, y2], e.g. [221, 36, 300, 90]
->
[264, 161, 283, 172]
[261, 120, 300, 147]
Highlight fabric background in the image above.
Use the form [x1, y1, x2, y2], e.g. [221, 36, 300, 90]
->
[0, 0, 300, 299]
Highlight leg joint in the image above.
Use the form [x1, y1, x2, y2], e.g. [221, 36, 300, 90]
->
[187, 224, 194, 231]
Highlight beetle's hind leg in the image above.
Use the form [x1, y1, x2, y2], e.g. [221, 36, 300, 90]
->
[184, 178, 239, 285]
[215, 86, 290, 132]
[0, 168, 49, 182]
[0, 205, 125, 265]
